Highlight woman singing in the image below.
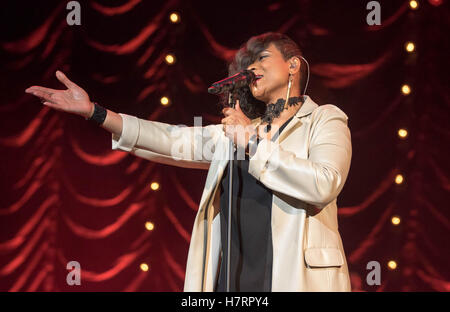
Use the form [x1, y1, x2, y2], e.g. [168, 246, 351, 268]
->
[25, 32, 352, 292]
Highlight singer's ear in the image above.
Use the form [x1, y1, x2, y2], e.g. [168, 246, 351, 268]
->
[288, 56, 301, 74]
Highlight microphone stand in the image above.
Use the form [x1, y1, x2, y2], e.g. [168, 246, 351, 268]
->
[207, 72, 255, 292]
[226, 91, 234, 292]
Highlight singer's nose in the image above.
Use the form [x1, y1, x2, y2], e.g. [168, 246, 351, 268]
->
[248, 67, 256, 72]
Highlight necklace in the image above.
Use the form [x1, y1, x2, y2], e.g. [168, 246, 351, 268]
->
[261, 96, 303, 133]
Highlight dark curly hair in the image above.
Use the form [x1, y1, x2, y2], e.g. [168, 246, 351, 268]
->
[220, 32, 307, 119]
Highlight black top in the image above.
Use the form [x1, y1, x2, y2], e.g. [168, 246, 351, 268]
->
[215, 116, 295, 292]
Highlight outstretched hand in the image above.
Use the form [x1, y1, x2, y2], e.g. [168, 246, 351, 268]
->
[25, 71, 94, 118]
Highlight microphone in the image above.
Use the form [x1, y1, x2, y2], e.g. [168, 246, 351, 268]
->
[208, 69, 258, 95]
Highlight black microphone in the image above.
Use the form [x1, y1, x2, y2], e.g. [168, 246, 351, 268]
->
[208, 69, 258, 95]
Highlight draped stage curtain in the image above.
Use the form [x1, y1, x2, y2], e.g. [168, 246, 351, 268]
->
[0, 0, 448, 291]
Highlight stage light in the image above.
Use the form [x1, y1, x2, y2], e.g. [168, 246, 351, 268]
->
[160, 96, 170, 106]
[145, 221, 155, 231]
[398, 128, 408, 139]
[170, 12, 180, 23]
[405, 42, 415, 53]
[395, 174, 404, 184]
[165, 54, 176, 65]
[409, 0, 419, 9]
[151, 182, 160, 190]
[140, 263, 149, 272]
[401, 84, 411, 95]
[388, 260, 397, 270]
[391, 215, 401, 226]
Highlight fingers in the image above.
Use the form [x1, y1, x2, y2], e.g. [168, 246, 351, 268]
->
[222, 107, 230, 116]
[56, 70, 77, 89]
[222, 107, 237, 117]
[222, 100, 243, 116]
[41, 101, 62, 111]
[235, 100, 241, 111]
[26, 89, 55, 103]
[221, 116, 235, 125]
[25, 86, 58, 95]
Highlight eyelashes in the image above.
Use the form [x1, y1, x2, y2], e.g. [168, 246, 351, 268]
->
[258, 55, 268, 61]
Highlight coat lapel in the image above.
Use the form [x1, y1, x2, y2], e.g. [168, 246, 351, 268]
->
[269, 95, 317, 146]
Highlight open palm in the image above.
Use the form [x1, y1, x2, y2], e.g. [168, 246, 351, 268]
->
[25, 71, 93, 118]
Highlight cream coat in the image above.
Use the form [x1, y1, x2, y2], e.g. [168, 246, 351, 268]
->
[112, 95, 352, 292]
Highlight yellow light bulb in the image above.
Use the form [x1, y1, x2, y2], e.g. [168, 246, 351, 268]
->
[160, 97, 169, 106]
[140, 263, 149, 272]
[409, 0, 418, 9]
[151, 182, 160, 190]
[169, 12, 180, 23]
[405, 42, 415, 52]
[402, 84, 411, 95]
[165, 54, 175, 65]
[395, 174, 404, 184]
[398, 128, 408, 139]
[145, 221, 155, 231]
[388, 260, 397, 270]
[391, 216, 401, 226]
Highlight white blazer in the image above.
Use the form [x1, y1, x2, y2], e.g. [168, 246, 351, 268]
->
[112, 95, 353, 291]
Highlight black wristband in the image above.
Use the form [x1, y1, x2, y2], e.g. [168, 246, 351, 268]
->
[86, 102, 107, 125]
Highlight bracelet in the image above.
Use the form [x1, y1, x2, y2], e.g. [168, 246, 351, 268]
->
[86, 102, 107, 125]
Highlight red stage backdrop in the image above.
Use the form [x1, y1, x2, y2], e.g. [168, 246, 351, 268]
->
[0, 0, 448, 291]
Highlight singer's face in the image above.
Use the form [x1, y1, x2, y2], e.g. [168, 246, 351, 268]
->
[246, 43, 290, 103]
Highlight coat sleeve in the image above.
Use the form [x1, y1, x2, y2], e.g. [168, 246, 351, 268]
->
[248, 105, 352, 208]
[112, 113, 223, 170]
